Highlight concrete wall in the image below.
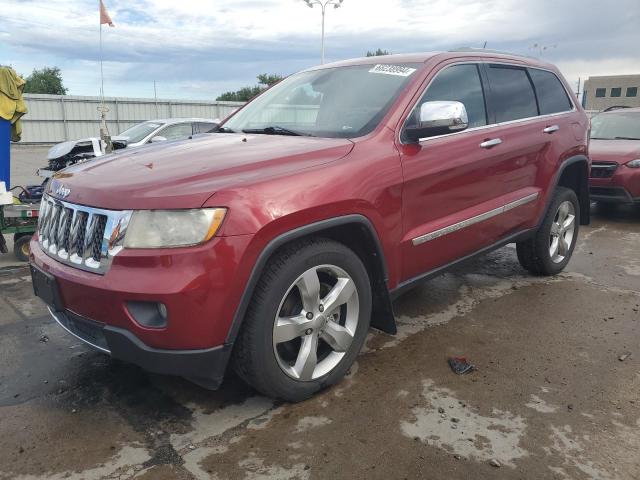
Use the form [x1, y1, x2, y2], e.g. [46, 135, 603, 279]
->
[583, 75, 640, 111]
[19, 94, 245, 144]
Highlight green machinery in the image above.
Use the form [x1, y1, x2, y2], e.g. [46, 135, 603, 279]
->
[0, 202, 39, 262]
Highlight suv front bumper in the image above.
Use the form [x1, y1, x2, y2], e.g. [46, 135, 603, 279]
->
[590, 165, 640, 204]
[30, 232, 255, 387]
[49, 307, 231, 388]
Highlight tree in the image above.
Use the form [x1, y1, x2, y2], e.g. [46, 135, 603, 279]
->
[216, 73, 284, 102]
[366, 49, 391, 57]
[23, 67, 68, 95]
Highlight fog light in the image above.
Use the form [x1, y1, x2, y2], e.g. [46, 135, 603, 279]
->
[158, 303, 168, 320]
[126, 301, 169, 328]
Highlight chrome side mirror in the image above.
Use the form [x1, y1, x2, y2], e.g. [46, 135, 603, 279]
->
[405, 101, 469, 142]
[150, 135, 167, 143]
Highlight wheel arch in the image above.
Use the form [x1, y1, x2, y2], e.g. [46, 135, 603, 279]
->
[225, 214, 397, 346]
[553, 155, 590, 226]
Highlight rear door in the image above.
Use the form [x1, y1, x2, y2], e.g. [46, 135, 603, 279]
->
[481, 64, 576, 230]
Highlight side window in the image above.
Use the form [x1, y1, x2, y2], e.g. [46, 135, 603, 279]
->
[156, 123, 193, 141]
[595, 88, 606, 98]
[411, 64, 487, 128]
[196, 122, 217, 133]
[486, 65, 538, 122]
[528, 69, 573, 115]
[610, 87, 622, 98]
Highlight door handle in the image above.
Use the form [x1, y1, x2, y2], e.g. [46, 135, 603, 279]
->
[479, 138, 502, 149]
[543, 125, 560, 133]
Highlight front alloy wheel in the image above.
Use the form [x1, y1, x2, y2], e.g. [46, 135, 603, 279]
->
[233, 238, 372, 401]
[273, 265, 359, 381]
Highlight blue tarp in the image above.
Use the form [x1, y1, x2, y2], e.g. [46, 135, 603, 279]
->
[0, 119, 9, 187]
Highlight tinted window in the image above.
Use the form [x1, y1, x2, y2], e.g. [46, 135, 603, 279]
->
[528, 69, 573, 114]
[486, 66, 538, 122]
[412, 64, 487, 128]
[627, 87, 638, 97]
[595, 88, 606, 98]
[611, 87, 622, 98]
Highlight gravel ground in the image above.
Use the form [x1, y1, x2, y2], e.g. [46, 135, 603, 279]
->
[0, 156, 639, 479]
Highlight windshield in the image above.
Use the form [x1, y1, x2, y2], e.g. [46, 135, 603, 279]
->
[118, 121, 163, 143]
[590, 112, 640, 140]
[222, 63, 421, 138]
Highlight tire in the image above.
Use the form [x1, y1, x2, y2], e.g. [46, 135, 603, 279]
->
[14, 234, 32, 262]
[232, 238, 372, 402]
[516, 187, 580, 276]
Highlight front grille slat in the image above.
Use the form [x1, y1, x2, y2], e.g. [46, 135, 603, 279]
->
[37, 194, 132, 275]
[590, 161, 618, 178]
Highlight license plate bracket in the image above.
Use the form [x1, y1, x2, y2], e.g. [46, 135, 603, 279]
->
[30, 265, 65, 312]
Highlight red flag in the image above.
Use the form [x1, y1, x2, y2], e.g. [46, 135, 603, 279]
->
[100, 0, 114, 27]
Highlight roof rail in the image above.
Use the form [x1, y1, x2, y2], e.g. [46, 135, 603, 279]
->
[449, 47, 533, 58]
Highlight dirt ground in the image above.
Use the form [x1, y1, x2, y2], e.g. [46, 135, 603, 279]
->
[0, 202, 639, 480]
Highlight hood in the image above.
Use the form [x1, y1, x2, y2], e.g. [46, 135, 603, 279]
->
[47, 138, 98, 160]
[49, 133, 354, 210]
[590, 139, 640, 164]
[48, 136, 128, 160]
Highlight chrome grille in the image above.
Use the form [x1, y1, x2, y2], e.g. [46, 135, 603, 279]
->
[37, 194, 132, 274]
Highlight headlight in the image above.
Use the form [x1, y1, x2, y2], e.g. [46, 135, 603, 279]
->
[626, 159, 640, 168]
[124, 208, 226, 248]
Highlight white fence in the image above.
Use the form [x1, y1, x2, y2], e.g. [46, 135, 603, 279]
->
[20, 94, 245, 144]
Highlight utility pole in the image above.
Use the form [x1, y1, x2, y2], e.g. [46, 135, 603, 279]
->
[154, 80, 159, 118]
[303, 0, 344, 64]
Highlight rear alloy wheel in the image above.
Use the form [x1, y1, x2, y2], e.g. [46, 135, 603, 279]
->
[516, 186, 580, 276]
[233, 238, 371, 401]
[548, 200, 576, 264]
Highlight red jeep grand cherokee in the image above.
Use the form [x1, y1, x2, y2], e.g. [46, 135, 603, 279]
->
[31, 51, 590, 401]
[589, 107, 640, 204]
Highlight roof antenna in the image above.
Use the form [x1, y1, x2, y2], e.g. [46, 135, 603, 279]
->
[482, 41, 487, 48]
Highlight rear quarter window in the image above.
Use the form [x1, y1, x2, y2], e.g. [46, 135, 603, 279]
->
[486, 65, 538, 122]
[528, 69, 573, 114]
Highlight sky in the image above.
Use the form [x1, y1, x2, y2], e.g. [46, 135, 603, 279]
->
[1, 0, 639, 101]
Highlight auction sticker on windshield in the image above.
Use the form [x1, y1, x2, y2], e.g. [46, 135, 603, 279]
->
[369, 64, 416, 77]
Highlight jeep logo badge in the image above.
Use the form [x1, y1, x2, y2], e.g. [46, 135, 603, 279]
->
[55, 185, 71, 199]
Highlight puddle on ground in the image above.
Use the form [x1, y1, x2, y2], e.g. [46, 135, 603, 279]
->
[401, 379, 528, 467]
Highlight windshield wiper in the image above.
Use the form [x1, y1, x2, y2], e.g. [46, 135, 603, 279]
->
[614, 136, 640, 140]
[242, 126, 314, 137]
[216, 126, 236, 133]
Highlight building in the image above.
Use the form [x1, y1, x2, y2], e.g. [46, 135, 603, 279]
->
[583, 74, 640, 111]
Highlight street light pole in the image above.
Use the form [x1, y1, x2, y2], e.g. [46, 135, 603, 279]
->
[304, 0, 344, 64]
[529, 43, 557, 57]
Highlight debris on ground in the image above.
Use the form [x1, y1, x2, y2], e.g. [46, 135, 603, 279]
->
[489, 459, 502, 468]
[619, 353, 631, 362]
[38, 335, 49, 343]
[448, 357, 475, 375]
